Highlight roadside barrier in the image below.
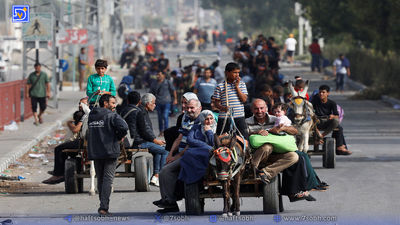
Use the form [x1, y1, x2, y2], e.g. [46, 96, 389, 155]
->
[0, 80, 32, 130]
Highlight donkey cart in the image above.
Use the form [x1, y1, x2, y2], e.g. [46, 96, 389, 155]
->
[307, 135, 336, 168]
[62, 146, 153, 194]
[288, 81, 336, 169]
[184, 170, 284, 215]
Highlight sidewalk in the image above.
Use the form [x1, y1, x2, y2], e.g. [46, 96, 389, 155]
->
[0, 90, 84, 172]
[0, 66, 129, 173]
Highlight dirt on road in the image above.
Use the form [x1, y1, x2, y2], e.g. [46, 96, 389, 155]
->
[0, 125, 71, 194]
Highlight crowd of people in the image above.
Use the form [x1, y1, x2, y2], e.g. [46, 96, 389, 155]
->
[33, 31, 353, 216]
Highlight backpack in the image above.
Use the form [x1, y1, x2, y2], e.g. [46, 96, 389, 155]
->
[122, 107, 138, 147]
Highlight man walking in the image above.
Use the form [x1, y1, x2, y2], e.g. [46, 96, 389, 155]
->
[26, 62, 51, 126]
[150, 71, 177, 136]
[283, 33, 297, 64]
[78, 47, 88, 91]
[333, 54, 351, 92]
[87, 94, 128, 216]
[309, 38, 322, 72]
[194, 68, 217, 110]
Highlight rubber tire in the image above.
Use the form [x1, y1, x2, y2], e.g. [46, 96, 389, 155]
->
[134, 156, 150, 192]
[263, 176, 279, 214]
[184, 182, 203, 215]
[278, 174, 284, 212]
[146, 156, 153, 184]
[323, 137, 336, 168]
[64, 158, 83, 194]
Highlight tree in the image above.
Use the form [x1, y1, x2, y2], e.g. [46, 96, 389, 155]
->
[297, 0, 400, 54]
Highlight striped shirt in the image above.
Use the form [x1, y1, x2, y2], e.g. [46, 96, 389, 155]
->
[212, 81, 248, 118]
[245, 115, 278, 134]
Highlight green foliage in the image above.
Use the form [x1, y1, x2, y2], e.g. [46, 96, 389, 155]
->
[297, 0, 400, 54]
[201, 0, 297, 38]
[322, 34, 355, 60]
[296, 0, 400, 99]
[341, 48, 400, 100]
[351, 88, 382, 100]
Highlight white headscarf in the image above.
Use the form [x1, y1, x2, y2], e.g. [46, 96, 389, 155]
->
[183, 92, 198, 101]
[200, 110, 217, 135]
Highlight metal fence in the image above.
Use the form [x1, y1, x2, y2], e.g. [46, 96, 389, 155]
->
[0, 80, 32, 130]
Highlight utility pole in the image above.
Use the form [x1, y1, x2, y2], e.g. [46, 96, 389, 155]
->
[68, 0, 77, 91]
[295, 2, 304, 56]
[298, 16, 304, 55]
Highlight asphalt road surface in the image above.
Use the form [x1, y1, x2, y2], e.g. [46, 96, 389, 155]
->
[0, 44, 399, 225]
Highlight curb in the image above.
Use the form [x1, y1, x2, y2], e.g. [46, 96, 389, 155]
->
[381, 95, 400, 107]
[345, 78, 367, 91]
[300, 60, 400, 108]
[322, 69, 367, 91]
[324, 68, 400, 108]
[0, 108, 76, 173]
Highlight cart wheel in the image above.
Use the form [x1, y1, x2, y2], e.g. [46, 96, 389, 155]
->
[263, 176, 279, 214]
[277, 174, 284, 212]
[146, 156, 153, 184]
[64, 158, 83, 194]
[184, 182, 203, 215]
[134, 156, 150, 192]
[323, 137, 336, 168]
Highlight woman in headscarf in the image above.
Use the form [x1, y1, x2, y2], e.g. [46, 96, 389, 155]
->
[178, 110, 216, 184]
[164, 92, 198, 151]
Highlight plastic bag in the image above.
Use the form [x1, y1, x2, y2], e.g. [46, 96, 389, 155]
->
[249, 134, 298, 153]
[4, 121, 18, 131]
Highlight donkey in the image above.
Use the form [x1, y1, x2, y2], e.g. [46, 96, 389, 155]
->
[288, 81, 316, 153]
[212, 134, 247, 217]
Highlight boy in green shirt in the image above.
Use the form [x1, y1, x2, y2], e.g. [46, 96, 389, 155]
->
[86, 59, 116, 106]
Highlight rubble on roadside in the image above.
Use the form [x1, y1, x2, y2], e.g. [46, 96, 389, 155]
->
[0, 124, 70, 194]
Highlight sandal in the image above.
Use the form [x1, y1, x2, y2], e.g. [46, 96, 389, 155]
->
[39, 117, 43, 124]
[314, 130, 324, 144]
[336, 146, 352, 155]
[304, 191, 317, 201]
[256, 169, 270, 184]
[319, 181, 329, 188]
[98, 209, 112, 217]
[311, 185, 327, 191]
[289, 191, 306, 202]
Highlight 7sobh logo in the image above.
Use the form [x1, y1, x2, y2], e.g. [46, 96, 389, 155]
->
[12, 5, 30, 23]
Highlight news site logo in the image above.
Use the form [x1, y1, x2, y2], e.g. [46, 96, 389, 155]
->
[12, 5, 30, 23]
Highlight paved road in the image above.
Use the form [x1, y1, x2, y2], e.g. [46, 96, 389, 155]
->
[0, 45, 399, 225]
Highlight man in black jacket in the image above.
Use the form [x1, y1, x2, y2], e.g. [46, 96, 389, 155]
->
[120, 91, 142, 147]
[134, 93, 168, 187]
[87, 94, 128, 216]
